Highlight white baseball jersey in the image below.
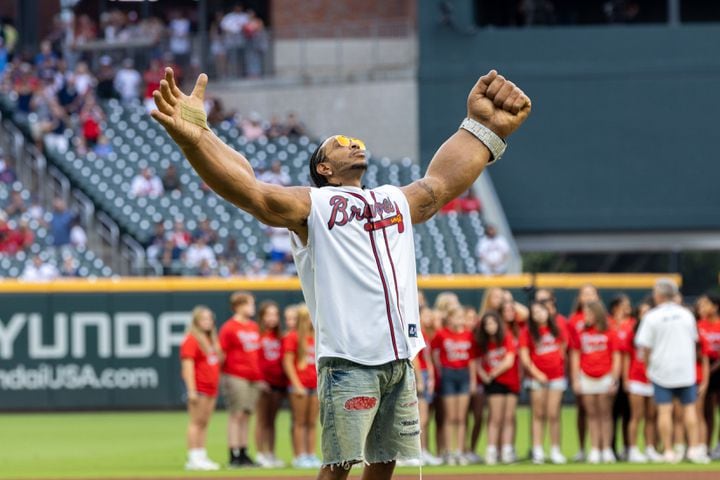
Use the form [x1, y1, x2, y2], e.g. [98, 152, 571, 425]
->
[290, 185, 424, 366]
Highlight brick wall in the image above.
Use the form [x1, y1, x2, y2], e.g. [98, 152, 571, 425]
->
[271, 0, 416, 38]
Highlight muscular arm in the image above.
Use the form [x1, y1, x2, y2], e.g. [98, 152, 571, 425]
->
[151, 69, 309, 237]
[402, 70, 531, 224]
[183, 130, 310, 233]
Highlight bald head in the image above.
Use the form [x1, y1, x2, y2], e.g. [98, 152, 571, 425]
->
[653, 278, 679, 304]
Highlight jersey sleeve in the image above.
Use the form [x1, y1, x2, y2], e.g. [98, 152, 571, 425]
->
[634, 317, 653, 349]
[218, 323, 232, 351]
[180, 335, 198, 360]
[430, 330, 443, 351]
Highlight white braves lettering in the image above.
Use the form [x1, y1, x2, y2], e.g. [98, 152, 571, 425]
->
[580, 333, 608, 354]
[261, 338, 281, 361]
[444, 339, 471, 361]
[702, 331, 720, 353]
[535, 333, 560, 356]
[237, 331, 259, 352]
[486, 346, 507, 368]
[207, 351, 219, 365]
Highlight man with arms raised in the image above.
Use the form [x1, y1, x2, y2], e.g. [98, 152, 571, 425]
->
[152, 67, 530, 479]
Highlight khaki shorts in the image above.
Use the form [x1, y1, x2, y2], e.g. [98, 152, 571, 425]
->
[221, 374, 261, 413]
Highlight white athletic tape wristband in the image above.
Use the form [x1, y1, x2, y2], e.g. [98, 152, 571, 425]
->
[460, 117, 506, 164]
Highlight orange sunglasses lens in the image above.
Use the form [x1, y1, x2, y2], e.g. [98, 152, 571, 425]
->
[335, 135, 366, 150]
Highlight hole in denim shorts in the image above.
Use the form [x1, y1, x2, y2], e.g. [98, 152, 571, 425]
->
[400, 400, 418, 407]
[400, 418, 419, 426]
[399, 429, 420, 437]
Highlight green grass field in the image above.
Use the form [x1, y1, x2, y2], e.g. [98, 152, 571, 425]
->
[1, 407, 719, 479]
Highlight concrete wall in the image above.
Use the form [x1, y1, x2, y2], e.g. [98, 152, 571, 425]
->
[273, 37, 417, 77]
[212, 76, 418, 160]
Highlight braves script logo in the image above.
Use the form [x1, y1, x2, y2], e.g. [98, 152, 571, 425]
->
[327, 195, 405, 233]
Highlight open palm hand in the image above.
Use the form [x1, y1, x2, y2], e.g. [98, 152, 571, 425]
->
[150, 68, 210, 150]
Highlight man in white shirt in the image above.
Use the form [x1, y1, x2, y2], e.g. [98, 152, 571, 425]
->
[476, 224, 510, 274]
[21, 255, 59, 281]
[130, 167, 164, 198]
[635, 278, 709, 463]
[114, 58, 142, 103]
[151, 67, 530, 479]
[184, 236, 216, 270]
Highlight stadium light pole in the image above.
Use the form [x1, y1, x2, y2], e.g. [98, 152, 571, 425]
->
[668, 0, 680, 26]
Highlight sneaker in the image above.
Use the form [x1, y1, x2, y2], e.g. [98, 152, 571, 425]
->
[673, 444, 686, 461]
[463, 452, 483, 465]
[601, 449, 616, 464]
[587, 449, 601, 464]
[308, 455, 322, 468]
[500, 446, 516, 464]
[444, 452, 458, 466]
[266, 453, 286, 468]
[456, 452, 469, 466]
[662, 450, 679, 464]
[687, 446, 711, 465]
[532, 447, 545, 465]
[292, 455, 312, 469]
[256, 453, 273, 468]
[422, 450, 444, 466]
[628, 447, 648, 464]
[646, 446, 663, 463]
[572, 451, 586, 463]
[185, 458, 220, 471]
[485, 447, 498, 466]
[239, 451, 259, 467]
[550, 447, 567, 465]
[710, 445, 720, 460]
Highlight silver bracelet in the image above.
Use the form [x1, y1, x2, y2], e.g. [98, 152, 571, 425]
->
[459, 117, 507, 164]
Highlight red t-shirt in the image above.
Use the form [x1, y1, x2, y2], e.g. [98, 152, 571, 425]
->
[619, 320, 649, 384]
[519, 325, 566, 380]
[282, 330, 317, 389]
[258, 331, 287, 387]
[554, 314, 569, 338]
[219, 319, 262, 381]
[697, 335, 711, 385]
[180, 334, 221, 396]
[417, 330, 432, 371]
[569, 325, 618, 378]
[476, 334, 520, 392]
[431, 328, 474, 369]
[698, 319, 720, 361]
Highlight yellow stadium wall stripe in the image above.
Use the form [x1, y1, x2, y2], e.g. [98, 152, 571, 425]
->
[0, 273, 681, 293]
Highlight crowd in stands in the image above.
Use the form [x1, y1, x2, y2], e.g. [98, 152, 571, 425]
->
[179, 281, 720, 470]
[0, 6, 307, 278]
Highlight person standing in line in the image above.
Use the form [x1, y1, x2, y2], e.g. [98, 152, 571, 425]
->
[431, 307, 476, 465]
[474, 311, 520, 465]
[255, 300, 287, 468]
[621, 299, 662, 463]
[180, 306, 223, 471]
[519, 301, 568, 465]
[219, 292, 263, 467]
[567, 283, 601, 462]
[635, 278, 710, 464]
[569, 301, 620, 464]
[283, 305, 321, 468]
[151, 65, 530, 480]
[696, 293, 720, 458]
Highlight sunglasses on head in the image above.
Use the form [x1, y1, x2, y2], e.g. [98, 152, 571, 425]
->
[331, 135, 366, 151]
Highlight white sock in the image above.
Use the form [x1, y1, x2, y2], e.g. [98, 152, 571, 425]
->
[551, 445, 562, 453]
[189, 448, 204, 461]
[501, 444, 514, 454]
[533, 445, 544, 454]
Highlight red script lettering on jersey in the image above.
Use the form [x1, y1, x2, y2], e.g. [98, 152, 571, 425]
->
[327, 195, 404, 233]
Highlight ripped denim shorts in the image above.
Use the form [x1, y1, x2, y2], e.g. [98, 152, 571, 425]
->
[317, 357, 421, 468]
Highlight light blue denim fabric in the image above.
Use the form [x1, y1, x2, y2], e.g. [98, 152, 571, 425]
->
[317, 357, 421, 468]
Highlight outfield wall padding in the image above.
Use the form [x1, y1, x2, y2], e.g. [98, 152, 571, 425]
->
[0, 274, 677, 410]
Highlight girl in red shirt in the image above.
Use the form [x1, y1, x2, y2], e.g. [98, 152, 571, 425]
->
[180, 306, 222, 470]
[622, 299, 660, 463]
[412, 305, 443, 466]
[474, 311, 518, 465]
[519, 301, 567, 464]
[570, 300, 620, 464]
[608, 294, 633, 461]
[254, 301, 287, 468]
[567, 283, 601, 462]
[431, 306, 476, 465]
[282, 305, 321, 468]
[696, 293, 720, 457]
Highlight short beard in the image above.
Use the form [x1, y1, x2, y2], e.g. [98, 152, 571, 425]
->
[350, 163, 368, 171]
